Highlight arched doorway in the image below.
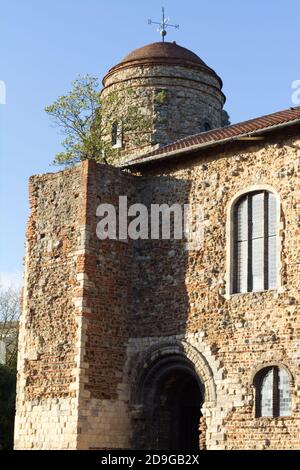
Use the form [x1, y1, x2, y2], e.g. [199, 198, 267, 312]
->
[137, 355, 204, 450]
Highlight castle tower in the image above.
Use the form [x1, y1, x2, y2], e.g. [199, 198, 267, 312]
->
[14, 42, 227, 451]
[102, 41, 226, 157]
[13, 33, 300, 449]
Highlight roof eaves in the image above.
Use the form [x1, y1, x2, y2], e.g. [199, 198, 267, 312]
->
[121, 117, 300, 169]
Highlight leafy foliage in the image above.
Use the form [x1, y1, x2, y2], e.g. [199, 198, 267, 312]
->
[154, 89, 168, 105]
[0, 287, 19, 450]
[0, 286, 19, 368]
[45, 75, 151, 166]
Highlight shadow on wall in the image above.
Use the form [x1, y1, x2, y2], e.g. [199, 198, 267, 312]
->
[131, 174, 195, 336]
[129, 175, 206, 450]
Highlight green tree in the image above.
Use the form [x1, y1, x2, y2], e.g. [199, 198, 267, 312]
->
[45, 75, 151, 166]
[0, 286, 19, 450]
[0, 286, 19, 369]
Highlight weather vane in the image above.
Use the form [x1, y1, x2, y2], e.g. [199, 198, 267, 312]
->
[148, 7, 179, 42]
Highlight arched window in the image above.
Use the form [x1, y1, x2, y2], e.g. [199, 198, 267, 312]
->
[203, 122, 211, 132]
[232, 190, 277, 293]
[111, 121, 123, 148]
[254, 366, 291, 417]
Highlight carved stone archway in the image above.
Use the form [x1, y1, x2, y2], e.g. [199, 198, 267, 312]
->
[130, 341, 216, 450]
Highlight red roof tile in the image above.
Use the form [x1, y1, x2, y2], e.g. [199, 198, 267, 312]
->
[124, 107, 300, 167]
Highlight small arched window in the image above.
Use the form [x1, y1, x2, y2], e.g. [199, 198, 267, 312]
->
[254, 366, 291, 417]
[203, 122, 211, 132]
[111, 121, 123, 148]
[232, 190, 277, 293]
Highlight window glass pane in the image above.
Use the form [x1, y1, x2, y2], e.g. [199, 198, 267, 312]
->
[252, 237, 264, 291]
[268, 235, 277, 289]
[112, 122, 122, 147]
[261, 368, 274, 417]
[237, 198, 248, 241]
[268, 193, 277, 236]
[237, 240, 248, 293]
[116, 124, 122, 146]
[252, 193, 264, 239]
[111, 122, 117, 145]
[279, 369, 291, 416]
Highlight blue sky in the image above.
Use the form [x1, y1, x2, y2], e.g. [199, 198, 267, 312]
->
[0, 0, 299, 287]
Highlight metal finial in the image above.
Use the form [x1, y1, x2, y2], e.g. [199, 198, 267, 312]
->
[148, 7, 179, 42]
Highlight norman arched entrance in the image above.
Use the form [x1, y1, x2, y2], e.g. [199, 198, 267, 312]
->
[136, 354, 205, 450]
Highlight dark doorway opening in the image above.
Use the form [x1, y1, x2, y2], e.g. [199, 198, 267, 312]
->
[145, 362, 203, 450]
[178, 376, 202, 450]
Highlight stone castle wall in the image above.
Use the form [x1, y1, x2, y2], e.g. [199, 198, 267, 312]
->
[15, 128, 300, 449]
[14, 166, 84, 449]
[75, 162, 136, 449]
[14, 161, 136, 449]
[101, 64, 225, 158]
[128, 129, 300, 449]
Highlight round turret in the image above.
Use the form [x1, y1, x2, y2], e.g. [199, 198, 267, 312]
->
[101, 41, 226, 158]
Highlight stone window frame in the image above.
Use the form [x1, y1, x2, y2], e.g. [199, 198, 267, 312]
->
[203, 122, 211, 132]
[225, 184, 283, 299]
[111, 121, 123, 148]
[250, 363, 293, 419]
